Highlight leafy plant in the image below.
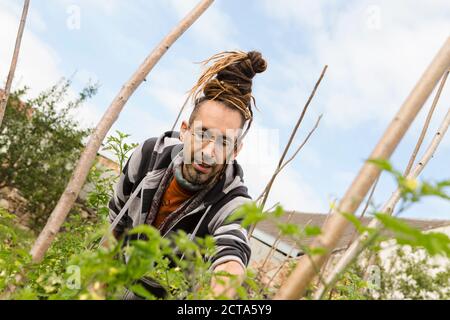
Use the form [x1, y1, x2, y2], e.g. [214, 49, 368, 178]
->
[0, 79, 97, 229]
[2, 122, 449, 300]
[102, 130, 138, 173]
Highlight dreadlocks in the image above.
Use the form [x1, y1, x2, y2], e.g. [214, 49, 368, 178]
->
[188, 50, 267, 137]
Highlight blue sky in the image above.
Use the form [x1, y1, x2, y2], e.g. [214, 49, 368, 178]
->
[1, 0, 449, 220]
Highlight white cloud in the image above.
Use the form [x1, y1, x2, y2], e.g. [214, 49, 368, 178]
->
[112, 103, 171, 144]
[261, 0, 450, 129]
[70, 100, 103, 129]
[254, 56, 326, 127]
[144, 57, 198, 117]
[87, 0, 121, 15]
[73, 68, 100, 87]
[59, 0, 123, 16]
[262, 0, 326, 30]
[238, 120, 326, 212]
[167, 0, 240, 50]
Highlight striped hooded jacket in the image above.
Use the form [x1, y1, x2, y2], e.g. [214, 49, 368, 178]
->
[108, 131, 252, 270]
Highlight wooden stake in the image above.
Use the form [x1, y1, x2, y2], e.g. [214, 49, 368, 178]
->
[314, 71, 449, 299]
[274, 36, 450, 300]
[0, 0, 31, 126]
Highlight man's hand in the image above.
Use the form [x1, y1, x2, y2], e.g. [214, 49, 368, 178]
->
[210, 260, 245, 299]
[100, 228, 122, 250]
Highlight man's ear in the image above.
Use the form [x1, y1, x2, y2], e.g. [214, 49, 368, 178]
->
[180, 121, 189, 142]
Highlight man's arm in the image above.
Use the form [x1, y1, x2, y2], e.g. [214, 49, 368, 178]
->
[210, 260, 245, 298]
[207, 197, 253, 298]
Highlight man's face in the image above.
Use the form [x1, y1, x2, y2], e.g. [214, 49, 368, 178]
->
[180, 100, 243, 185]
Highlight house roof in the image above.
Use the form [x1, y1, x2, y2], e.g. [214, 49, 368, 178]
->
[253, 211, 450, 256]
[96, 151, 120, 174]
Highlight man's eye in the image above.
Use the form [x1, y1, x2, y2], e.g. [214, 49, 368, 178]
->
[222, 140, 232, 148]
[204, 133, 213, 141]
[195, 131, 205, 139]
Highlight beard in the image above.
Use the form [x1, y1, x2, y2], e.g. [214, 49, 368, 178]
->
[182, 149, 224, 186]
[182, 161, 223, 185]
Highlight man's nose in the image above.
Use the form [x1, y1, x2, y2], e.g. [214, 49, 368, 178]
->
[202, 140, 216, 160]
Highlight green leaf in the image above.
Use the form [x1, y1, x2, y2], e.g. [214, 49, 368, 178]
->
[375, 213, 450, 257]
[375, 213, 420, 238]
[128, 225, 159, 239]
[273, 205, 285, 218]
[306, 246, 328, 256]
[367, 158, 393, 173]
[276, 222, 300, 236]
[341, 212, 367, 234]
[304, 225, 322, 237]
[226, 202, 266, 227]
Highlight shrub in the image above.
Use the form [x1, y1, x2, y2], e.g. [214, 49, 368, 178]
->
[0, 79, 97, 229]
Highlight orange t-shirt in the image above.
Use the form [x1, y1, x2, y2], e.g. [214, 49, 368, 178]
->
[153, 177, 194, 229]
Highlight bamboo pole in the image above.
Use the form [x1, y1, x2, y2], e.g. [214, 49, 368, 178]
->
[30, 0, 215, 263]
[316, 107, 450, 299]
[314, 71, 449, 299]
[360, 69, 449, 281]
[0, 0, 31, 127]
[344, 176, 380, 249]
[342, 69, 448, 252]
[274, 36, 450, 300]
[402, 70, 449, 176]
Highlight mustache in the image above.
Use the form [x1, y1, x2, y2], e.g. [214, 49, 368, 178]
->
[195, 153, 217, 166]
[186, 150, 218, 166]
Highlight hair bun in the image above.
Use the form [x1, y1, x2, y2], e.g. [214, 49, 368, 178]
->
[247, 51, 267, 74]
[189, 50, 267, 125]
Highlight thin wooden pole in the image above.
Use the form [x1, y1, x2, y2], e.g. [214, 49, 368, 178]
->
[30, 0, 215, 263]
[0, 0, 31, 126]
[258, 66, 327, 210]
[274, 36, 450, 300]
[248, 66, 327, 238]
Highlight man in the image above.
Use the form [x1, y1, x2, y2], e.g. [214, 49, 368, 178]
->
[108, 50, 267, 299]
